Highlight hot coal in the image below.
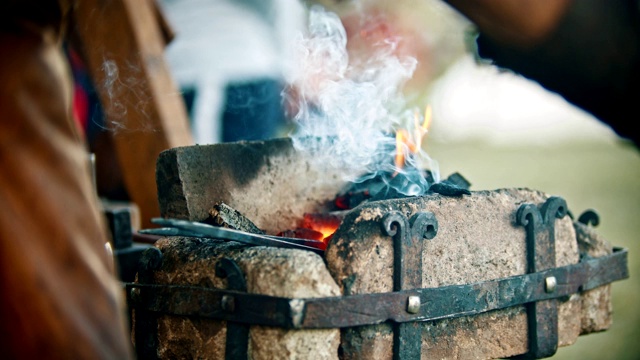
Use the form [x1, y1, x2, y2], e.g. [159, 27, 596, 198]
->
[277, 212, 346, 244]
[334, 190, 371, 210]
[301, 212, 345, 231]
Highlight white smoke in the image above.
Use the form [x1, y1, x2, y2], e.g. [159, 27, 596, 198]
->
[283, 5, 439, 192]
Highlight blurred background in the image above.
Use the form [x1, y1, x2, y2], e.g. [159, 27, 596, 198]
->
[417, 2, 640, 359]
[155, 0, 640, 357]
[428, 70, 640, 359]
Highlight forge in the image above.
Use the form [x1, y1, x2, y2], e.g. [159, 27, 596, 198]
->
[129, 137, 629, 360]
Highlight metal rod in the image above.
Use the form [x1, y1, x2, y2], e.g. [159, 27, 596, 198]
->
[144, 218, 325, 255]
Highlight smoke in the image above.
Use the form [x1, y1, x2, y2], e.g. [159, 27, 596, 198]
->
[94, 58, 156, 134]
[283, 5, 439, 194]
[97, 59, 127, 132]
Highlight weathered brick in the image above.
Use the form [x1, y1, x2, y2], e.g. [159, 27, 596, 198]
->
[150, 238, 342, 360]
[155, 139, 346, 234]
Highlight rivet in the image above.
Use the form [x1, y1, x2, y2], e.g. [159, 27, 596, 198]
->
[289, 299, 306, 328]
[545, 276, 557, 293]
[129, 287, 141, 303]
[221, 295, 236, 312]
[407, 296, 420, 314]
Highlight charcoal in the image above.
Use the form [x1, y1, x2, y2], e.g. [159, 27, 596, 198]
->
[443, 172, 471, 190]
[388, 169, 430, 195]
[429, 182, 471, 197]
[339, 174, 387, 196]
[334, 190, 372, 210]
[369, 186, 412, 202]
[334, 169, 437, 209]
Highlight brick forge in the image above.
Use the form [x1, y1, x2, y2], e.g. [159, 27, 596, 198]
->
[136, 138, 621, 359]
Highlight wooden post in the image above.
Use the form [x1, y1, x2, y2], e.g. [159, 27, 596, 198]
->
[70, 0, 194, 228]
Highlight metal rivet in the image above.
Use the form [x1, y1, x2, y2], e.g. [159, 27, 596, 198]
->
[545, 276, 557, 293]
[129, 287, 141, 303]
[221, 295, 236, 312]
[289, 299, 306, 328]
[407, 296, 420, 314]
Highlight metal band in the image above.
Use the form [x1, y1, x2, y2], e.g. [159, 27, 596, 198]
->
[516, 197, 567, 358]
[216, 258, 249, 360]
[126, 246, 628, 330]
[132, 247, 164, 360]
[382, 211, 438, 360]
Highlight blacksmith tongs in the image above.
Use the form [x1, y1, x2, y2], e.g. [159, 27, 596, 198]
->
[139, 218, 326, 255]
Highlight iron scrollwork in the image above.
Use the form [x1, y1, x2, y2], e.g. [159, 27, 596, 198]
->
[382, 211, 438, 360]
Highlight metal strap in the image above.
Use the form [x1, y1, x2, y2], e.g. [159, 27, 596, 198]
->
[516, 197, 566, 358]
[382, 211, 438, 360]
[216, 258, 249, 360]
[126, 246, 628, 330]
[132, 247, 164, 360]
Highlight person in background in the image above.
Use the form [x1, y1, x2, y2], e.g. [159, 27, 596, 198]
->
[0, 1, 134, 358]
[441, 0, 640, 148]
[158, 0, 307, 143]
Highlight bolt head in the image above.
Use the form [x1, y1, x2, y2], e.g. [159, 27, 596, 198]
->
[221, 295, 236, 312]
[545, 276, 557, 293]
[407, 296, 420, 314]
[129, 287, 141, 303]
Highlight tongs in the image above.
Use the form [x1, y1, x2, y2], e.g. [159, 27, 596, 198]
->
[139, 218, 326, 255]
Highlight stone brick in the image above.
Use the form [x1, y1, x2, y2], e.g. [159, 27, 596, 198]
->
[155, 139, 346, 234]
[148, 237, 342, 360]
[324, 188, 599, 359]
[574, 221, 613, 334]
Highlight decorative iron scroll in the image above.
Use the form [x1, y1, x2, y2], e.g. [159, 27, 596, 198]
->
[516, 196, 566, 358]
[381, 211, 438, 360]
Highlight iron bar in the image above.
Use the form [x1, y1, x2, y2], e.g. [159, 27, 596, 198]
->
[126, 246, 628, 330]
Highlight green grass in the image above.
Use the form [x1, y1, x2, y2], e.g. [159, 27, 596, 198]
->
[426, 139, 640, 359]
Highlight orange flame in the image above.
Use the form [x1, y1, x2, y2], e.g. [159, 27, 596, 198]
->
[301, 213, 343, 242]
[394, 105, 432, 170]
[394, 129, 409, 169]
[316, 225, 339, 240]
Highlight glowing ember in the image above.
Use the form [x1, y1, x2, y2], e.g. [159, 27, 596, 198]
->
[277, 212, 343, 244]
[301, 213, 342, 241]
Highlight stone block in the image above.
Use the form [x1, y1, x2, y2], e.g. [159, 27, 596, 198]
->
[155, 139, 347, 234]
[148, 237, 342, 360]
[324, 188, 603, 359]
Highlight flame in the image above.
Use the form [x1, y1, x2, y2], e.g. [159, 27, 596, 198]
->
[394, 105, 432, 170]
[316, 225, 339, 240]
[394, 129, 409, 169]
[301, 213, 343, 243]
[417, 105, 432, 145]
